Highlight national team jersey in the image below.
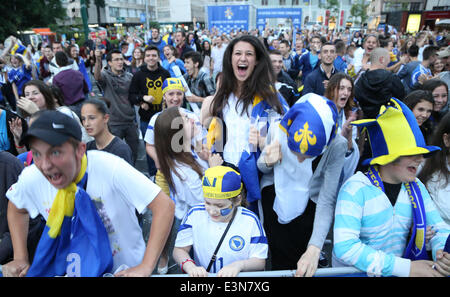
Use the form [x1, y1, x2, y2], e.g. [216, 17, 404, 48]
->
[175, 205, 268, 273]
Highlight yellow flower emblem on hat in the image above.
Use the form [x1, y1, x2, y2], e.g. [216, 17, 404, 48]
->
[294, 122, 316, 154]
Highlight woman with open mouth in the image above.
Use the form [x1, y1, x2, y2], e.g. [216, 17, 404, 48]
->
[324, 73, 361, 185]
[353, 34, 379, 75]
[201, 34, 287, 169]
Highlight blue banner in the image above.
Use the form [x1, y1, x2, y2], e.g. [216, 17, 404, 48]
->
[207, 5, 249, 34]
[256, 8, 302, 32]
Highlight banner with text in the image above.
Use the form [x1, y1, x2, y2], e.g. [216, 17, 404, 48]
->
[256, 8, 302, 32]
[207, 5, 249, 34]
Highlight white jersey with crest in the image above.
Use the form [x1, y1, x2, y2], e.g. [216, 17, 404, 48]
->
[175, 204, 268, 273]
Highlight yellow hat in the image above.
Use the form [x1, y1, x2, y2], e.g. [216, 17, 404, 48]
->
[352, 98, 441, 166]
[202, 166, 243, 199]
[162, 78, 184, 96]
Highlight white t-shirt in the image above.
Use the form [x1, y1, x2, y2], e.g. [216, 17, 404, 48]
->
[6, 150, 161, 271]
[222, 94, 252, 166]
[170, 156, 208, 220]
[175, 205, 268, 273]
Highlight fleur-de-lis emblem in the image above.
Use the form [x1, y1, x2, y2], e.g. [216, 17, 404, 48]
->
[294, 122, 316, 154]
[225, 8, 233, 19]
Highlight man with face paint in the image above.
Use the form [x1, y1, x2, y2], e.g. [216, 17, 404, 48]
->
[173, 165, 268, 277]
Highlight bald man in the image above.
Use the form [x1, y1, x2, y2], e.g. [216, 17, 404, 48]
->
[354, 47, 406, 119]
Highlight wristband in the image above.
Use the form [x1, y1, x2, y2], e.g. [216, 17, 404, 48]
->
[181, 259, 195, 273]
[15, 144, 25, 149]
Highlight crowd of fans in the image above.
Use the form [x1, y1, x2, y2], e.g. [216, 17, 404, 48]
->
[0, 24, 449, 277]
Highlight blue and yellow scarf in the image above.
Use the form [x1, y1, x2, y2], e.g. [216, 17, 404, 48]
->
[366, 165, 428, 261]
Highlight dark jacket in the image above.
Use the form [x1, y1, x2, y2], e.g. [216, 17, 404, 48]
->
[276, 70, 300, 107]
[303, 65, 338, 96]
[176, 43, 194, 61]
[294, 51, 320, 83]
[128, 64, 170, 123]
[355, 69, 406, 119]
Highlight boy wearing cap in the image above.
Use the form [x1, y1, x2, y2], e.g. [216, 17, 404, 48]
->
[3, 110, 174, 277]
[257, 93, 347, 276]
[333, 98, 450, 277]
[173, 166, 267, 277]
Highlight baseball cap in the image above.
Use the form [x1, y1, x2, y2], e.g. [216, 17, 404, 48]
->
[202, 166, 243, 199]
[20, 110, 82, 146]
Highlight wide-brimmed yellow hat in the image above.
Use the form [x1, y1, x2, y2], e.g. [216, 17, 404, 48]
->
[352, 98, 441, 166]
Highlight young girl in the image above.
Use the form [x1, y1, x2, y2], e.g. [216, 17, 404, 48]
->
[16, 80, 91, 143]
[80, 98, 133, 165]
[161, 45, 186, 78]
[404, 90, 435, 143]
[173, 165, 267, 277]
[257, 93, 347, 276]
[422, 79, 448, 127]
[154, 106, 219, 274]
[324, 73, 360, 184]
[419, 112, 450, 226]
[145, 78, 210, 274]
[7, 54, 33, 107]
[144, 77, 207, 186]
[129, 47, 144, 75]
[333, 98, 450, 277]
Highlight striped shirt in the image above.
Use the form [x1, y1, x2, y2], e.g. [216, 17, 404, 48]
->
[333, 172, 450, 277]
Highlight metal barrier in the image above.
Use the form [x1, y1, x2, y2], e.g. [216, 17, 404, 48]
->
[0, 264, 365, 277]
[151, 267, 366, 277]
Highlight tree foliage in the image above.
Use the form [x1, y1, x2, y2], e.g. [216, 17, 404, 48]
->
[350, 0, 370, 26]
[319, 0, 340, 16]
[0, 0, 66, 41]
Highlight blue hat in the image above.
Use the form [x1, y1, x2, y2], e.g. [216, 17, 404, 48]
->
[279, 93, 338, 157]
[352, 98, 441, 166]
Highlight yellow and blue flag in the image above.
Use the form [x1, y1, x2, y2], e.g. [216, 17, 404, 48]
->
[27, 156, 113, 277]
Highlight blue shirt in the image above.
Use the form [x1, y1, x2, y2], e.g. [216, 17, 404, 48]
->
[7, 65, 32, 96]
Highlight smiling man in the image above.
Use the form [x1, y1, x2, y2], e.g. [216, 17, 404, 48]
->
[303, 42, 338, 96]
[3, 110, 174, 277]
[129, 45, 170, 178]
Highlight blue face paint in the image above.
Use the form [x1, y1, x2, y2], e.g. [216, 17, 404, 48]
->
[220, 205, 233, 216]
